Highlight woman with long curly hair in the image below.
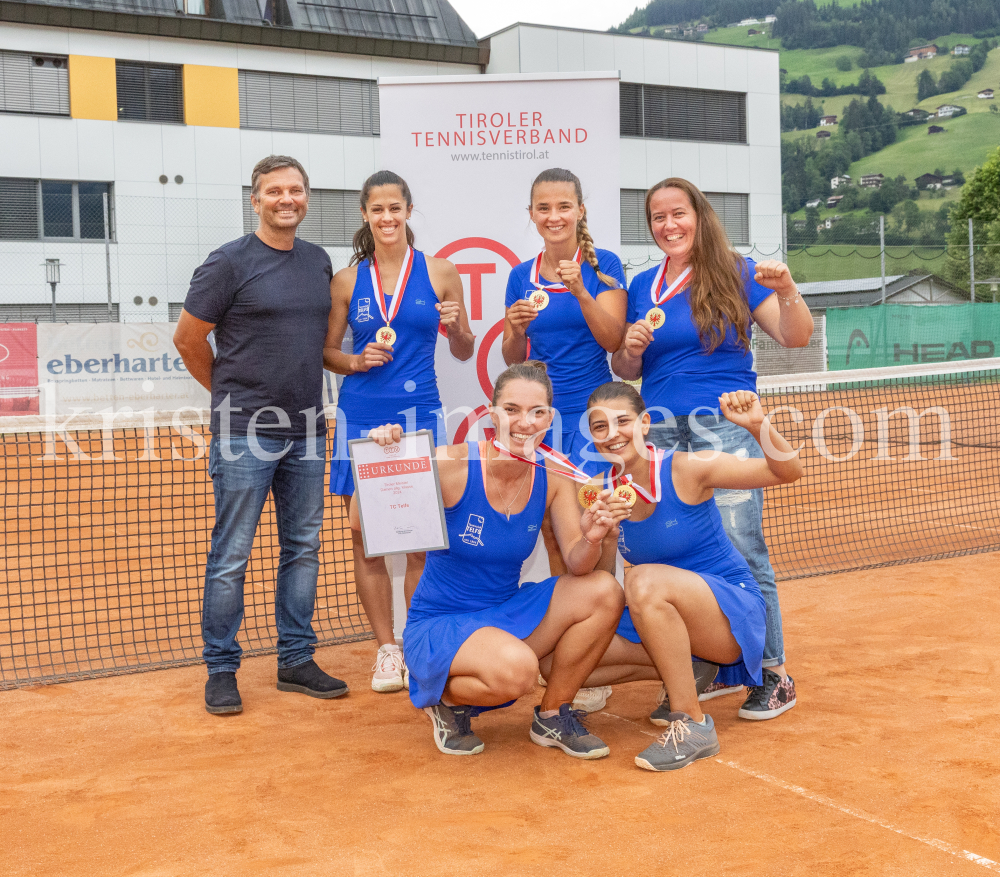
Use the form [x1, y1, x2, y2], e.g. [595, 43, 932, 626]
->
[611, 177, 813, 721]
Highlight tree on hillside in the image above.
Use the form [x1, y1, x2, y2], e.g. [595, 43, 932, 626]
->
[945, 147, 1000, 297]
[916, 69, 937, 101]
[857, 69, 886, 96]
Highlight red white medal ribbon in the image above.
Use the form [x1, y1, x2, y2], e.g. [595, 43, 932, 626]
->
[491, 437, 592, 485]
[370, 246, 414, 327]
[649, 257, 693, 307]
[607, 443, 664, 504]
[526, 248, 582, 296]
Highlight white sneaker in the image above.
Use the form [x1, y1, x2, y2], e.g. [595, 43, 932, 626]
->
[371, 644, 406, 693]
[572, 686, 612, 713]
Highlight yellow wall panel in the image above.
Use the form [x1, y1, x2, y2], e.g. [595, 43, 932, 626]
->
[183, 65, 240, 128]
[68, 55, 118, 121]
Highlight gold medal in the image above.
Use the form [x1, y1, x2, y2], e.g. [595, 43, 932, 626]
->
[645, 307, 666, 330]
[528, 289, 550, 311]
[578, 483, 600, 509]
[377, 326, 396, 346]
[613, 484, 637, 507]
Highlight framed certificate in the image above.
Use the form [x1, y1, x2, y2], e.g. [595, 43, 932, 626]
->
[349, 429, 449, 557]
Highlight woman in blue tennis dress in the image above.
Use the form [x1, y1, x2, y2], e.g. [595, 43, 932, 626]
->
[325, 170, 474, 694]
[575, 380, 803, 771]
[356, 362, 625, 760]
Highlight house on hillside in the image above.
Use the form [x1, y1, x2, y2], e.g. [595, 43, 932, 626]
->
[830, 174, 852, 189]
[764, 15, 777, 23]
[928, 125, 945, 134]
[860, 174, 885, 189]
[820, 115, 838, 126]
[816, 129, 831, 139]
[905, 44, 938, 62]
[942, 175, 961, 188]
[792, 220, 807, 231]
[904, 107, 931, 120]
[739, 18, 760, 26]
[805, 198, 823, 209]
[916, 173, 944, 189]
[979, 89, 994, 99]
[826, 195, 844, 209]
[661, 25, 678, 33]
[748, 28, 761, 35]
[696, 24, 709, 33]
[683, 27, 695, 35]
[953, 44, 970, 55]
[936, 104, 963, 117]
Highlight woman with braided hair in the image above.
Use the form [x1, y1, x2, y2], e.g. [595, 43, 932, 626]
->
[503, 168, 626, 473]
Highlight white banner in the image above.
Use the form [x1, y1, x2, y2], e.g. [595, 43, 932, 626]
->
[378, 72, 621, 441]
[37, 323, 210, 415]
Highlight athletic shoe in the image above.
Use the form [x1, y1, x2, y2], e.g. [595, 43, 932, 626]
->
[738, 669, 796, 721]
[573, 686, 612, 713]
[276, 660, 349, 699]
[700, 681, 745, 701]
[635, 712, 720, 771]
[371, 644, 406, 693]
[424, 703, 485, 756]
[530, 704, 611, 759]
[403, 662, 410, 689]
[205, 672, 242, 715]
[649, 660, 719, 726]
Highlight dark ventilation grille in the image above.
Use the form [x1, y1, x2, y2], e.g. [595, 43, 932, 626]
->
[620, 82, 747, 144]
[0, 52, 70, 116]
[0, 304, 120, 322]
[0, 177, 40, 240]
[243, 186, 361, 246]
[238, 70, 379, 135]
[116, 61, 183, 123]
[169, 302, 185, 322]
[620, 189, 749, 246]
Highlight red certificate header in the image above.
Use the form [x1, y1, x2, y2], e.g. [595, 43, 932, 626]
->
[357, 456, 433, 480]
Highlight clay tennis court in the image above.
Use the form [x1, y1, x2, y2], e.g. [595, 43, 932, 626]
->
[2, 367, 999, 873]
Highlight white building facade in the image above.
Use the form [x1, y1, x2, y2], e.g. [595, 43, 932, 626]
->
[0, 4, 781, 322]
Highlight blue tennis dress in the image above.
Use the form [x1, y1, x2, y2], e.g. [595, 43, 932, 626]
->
[504, 249, 625, 474]
[331, 249, 444, 496]
[616, 451, 766, 688]
[403, 443, 558, 709]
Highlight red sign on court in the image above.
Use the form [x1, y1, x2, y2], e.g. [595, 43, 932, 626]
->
[0, 323, 39, 413]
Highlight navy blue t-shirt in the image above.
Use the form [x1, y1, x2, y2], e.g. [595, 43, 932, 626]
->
[183, 234, 333, 438]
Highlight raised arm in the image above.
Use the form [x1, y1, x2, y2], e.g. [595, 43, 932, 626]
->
[428, 257, 475, 362]
[750, 260, 814, 349]
[672, 390, 803, 503]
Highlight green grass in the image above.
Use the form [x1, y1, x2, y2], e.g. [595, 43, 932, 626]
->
[786, 247, 951, 284]
[703, 27, 780, 51]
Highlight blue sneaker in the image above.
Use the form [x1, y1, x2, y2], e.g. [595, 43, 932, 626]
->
[530, 704, 610, 759]
[424, 703, 485, 756]
[635, 712, 720, 771]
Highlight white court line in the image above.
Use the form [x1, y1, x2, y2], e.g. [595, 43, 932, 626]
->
[601, 712, 1000, 872]
[957, 523, 1000, 537]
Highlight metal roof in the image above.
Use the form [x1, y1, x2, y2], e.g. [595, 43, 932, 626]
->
[1, 0, 485, 63]
[797, 274, 963, 309]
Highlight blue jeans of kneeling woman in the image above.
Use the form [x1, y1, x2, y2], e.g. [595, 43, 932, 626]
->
[646, 412, 786, 669]
[202, 435, 327, 674]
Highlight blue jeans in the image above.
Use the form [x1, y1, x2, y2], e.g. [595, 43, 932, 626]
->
[202, 435, 327, 673]
[647, 413, 786, 668]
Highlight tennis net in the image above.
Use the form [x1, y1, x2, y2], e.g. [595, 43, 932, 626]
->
[2, 358, 1000, 689]
[1, 410, 367, 690]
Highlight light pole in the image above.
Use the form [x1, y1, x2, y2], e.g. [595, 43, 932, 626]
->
[45, 258, 61, 321]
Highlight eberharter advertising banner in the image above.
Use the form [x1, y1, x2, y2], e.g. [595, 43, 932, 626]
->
[827, 304, 1000, 370]
[378, 71, 621, 439]
[37, 323, 210, 414]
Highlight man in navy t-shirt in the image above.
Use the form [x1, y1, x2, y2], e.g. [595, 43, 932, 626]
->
[174, 155, 348, 715]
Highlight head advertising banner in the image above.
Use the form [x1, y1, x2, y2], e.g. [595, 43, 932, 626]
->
[378, 72, 621, 440]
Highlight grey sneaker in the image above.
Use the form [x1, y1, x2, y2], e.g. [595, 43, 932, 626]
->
[423, 703, 485, 756]
[650, 660, 719, 726]
[635, 712, 720, 771]
[530, 704, 610, 759]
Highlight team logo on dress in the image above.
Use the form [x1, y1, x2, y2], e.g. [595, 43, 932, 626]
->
[461, 514, 485, 546]
[617, 528, 629, 555]
[664, 519, 678, 529]
[357, 298, 373, 322]
[527, 524, 538, 532]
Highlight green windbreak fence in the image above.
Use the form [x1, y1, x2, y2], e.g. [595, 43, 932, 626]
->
[826, 304, 1000, 370]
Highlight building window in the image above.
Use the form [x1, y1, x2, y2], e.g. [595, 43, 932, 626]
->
[0, 51, 70, 116]
[620, 189, 749, 246]
[620, 82, 747, 144]
[0, 178, 114, 241]
[243, 186, 362, 247]
[116, 62, 184, 123]
[175, 0, 210, 14]
[238, 70, 379, 136]
[0, 303, 119, 323]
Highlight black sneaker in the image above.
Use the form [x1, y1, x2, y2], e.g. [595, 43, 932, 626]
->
[277, 659, 350, 699]
[649, 660, 719, 726]
[205, 672, 242, 715]
[738, 669, 796, 721]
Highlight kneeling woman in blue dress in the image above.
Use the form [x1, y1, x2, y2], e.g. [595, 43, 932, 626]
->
[356, 362, 625, 759]
[573, 381, 802, 771]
